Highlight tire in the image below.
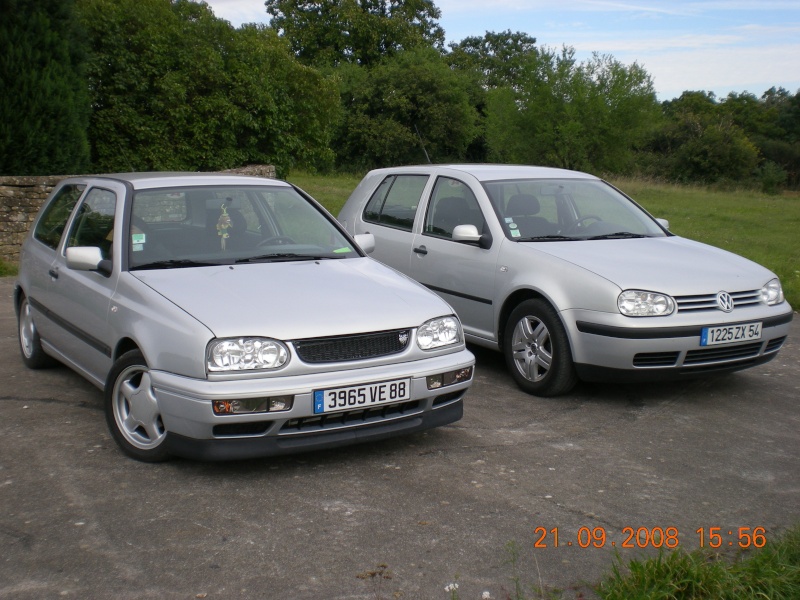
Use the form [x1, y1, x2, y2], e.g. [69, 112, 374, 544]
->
[503, 299, 577, 397]
[105, 350, 170, 462]
[17, 295, 57, 369]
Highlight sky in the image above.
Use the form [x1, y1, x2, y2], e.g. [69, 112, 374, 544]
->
[201, 0, 800, 101]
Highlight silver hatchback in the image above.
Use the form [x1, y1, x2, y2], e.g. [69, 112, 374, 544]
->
[338, 164, 792, 396]
[15, 173, 474, 461]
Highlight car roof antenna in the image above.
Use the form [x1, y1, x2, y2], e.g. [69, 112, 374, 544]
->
[415, 124, 432, 164]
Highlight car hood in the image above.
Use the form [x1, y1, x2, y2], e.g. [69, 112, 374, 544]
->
[131, 258, 451, 339]
[527, 236, 775, 294]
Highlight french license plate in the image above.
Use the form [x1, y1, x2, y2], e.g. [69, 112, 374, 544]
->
[313, 378, 411, 414]
[700, 322, 762, 346]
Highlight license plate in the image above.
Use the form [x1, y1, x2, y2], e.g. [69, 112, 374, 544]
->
[313, 378, 411, 414]
[700, 322, 762, 346]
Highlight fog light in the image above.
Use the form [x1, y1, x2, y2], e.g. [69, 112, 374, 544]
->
[444, 367, 473, 386]
[427, 374, 444, 389]
[427, 367, 473, 390]
[213, 396, 294, 415]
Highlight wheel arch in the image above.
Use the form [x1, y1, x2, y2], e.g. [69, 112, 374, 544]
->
[112, 338, 142, 364]
[13, 285, 25, 317]
[497, 289, 572, 357]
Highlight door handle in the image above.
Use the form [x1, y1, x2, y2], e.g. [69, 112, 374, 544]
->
[48, 268, 59, 279]
[413, 246, 428, 255]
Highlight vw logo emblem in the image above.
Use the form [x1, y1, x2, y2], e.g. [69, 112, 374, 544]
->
[716, 291, 734, 313]
[398, 331, 409, 346]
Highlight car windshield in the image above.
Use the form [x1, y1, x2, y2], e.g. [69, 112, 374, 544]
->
[128, 185, 357, 269]
[482, 178, 667, 241]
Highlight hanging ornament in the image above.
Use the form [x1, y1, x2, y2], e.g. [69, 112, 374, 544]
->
[217, 204, 232, 250]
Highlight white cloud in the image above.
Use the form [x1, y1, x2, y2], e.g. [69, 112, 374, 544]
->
[638, 43, 800, 99]
[202, 0, 268, 26]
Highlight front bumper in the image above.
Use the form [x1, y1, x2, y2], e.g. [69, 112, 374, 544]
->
[564, 308, 793, 383]
[149, 348, 474, 460]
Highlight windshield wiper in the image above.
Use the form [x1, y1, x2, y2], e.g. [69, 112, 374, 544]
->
[131, 259, 221, 270]
[236, 253, 343, 263]
[516, 234, 575, 242]
[586, 232, 650, 240]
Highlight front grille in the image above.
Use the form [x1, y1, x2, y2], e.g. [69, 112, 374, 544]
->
[293, 329, 410, 363]
[684, 341, 762, 365]
[279, 400, 422, 434]
[674, 290, 761, 313]
[633, 351, 680, 367]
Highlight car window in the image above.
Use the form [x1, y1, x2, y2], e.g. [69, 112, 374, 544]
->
[129, 185, 356, 268]
[483, 179, 666, 240]
[423, 177, 486, 239]
[33, 183, 86, 250]
[363, 174, 428, 231]
[66, 187, 118, 259]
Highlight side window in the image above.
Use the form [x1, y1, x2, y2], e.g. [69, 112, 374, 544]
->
[424, 177, 486, 239]
[33, 184, 85, 250]
[66, 188, 118, 259]
[363, 175, 427, 232]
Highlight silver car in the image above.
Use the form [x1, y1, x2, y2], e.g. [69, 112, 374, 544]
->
[338, 164, 793, 396]
[15, 173, 474, 461]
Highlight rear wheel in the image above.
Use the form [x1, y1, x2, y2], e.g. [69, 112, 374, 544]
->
[503, 299, 577, 396]
[105, 350, 170, 462]
[17, 295, 56, 369]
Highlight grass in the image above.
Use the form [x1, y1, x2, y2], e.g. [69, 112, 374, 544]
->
[287, 170, 365, 217]
[286, 170, 800, 309]
[0, 259, 17, 277]
[596, 523, 800, 600]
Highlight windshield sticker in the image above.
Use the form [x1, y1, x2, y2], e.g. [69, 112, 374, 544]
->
[132, 244, 144, 252]
[505, 217, 514, 223]
[131, 233, 146, 245]
[509, 223, 518, 229]
[217, 204, 232, 250]
[333, 247, 353, 253]
[511, 229, 521, 238]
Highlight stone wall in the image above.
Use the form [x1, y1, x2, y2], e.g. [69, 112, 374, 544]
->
[0, 166, 276, 265]
[0, 175, 66, 265]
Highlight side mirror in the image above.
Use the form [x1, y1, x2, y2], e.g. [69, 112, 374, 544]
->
[453, 224, 492, 249]
[452, 224, 481, 243]
[354, 233, 375, 254]
[66, 247, 112, 276]
[656, 218, 670, 230]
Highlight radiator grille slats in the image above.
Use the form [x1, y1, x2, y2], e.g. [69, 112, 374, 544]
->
[293, 329, 410, 363]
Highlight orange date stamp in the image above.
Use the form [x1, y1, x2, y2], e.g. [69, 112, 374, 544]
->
[533, 526, 767, 549]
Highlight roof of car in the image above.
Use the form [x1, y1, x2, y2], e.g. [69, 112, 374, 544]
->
[370, 164, 599, 182]
[64, 172, 291, 190]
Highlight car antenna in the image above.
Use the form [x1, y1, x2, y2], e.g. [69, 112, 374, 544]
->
[414, 124, 432, 164]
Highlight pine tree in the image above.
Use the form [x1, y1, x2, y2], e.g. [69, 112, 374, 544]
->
[0, 0, 90, 175]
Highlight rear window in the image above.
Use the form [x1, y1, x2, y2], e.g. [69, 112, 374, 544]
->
[363, 175, 428, 232]
[33, 184, 85, 250]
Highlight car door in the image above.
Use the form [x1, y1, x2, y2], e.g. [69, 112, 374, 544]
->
[35, 185, 122, 385]
[408, 176, 500, 342]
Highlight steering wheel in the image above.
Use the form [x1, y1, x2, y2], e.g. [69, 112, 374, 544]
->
[257, 235, 296, 247]
[568, 215, 602, 231]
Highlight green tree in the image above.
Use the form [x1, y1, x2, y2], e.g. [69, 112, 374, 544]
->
[77, 0, 337, 174]
[447, 30, 537, 90]
[0, 0, 90, 175]
[334, 47, 479, 169]
[485, 47, 660, 173]
[265, 0, 444, 67]
[647, 91, 761, 184]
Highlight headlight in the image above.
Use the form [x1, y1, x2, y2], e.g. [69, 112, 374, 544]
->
[417, 316, 462, 350]
[761, 279, 784, 305]
[207, 338, 289, 372]
[618, 290, 675, 317]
